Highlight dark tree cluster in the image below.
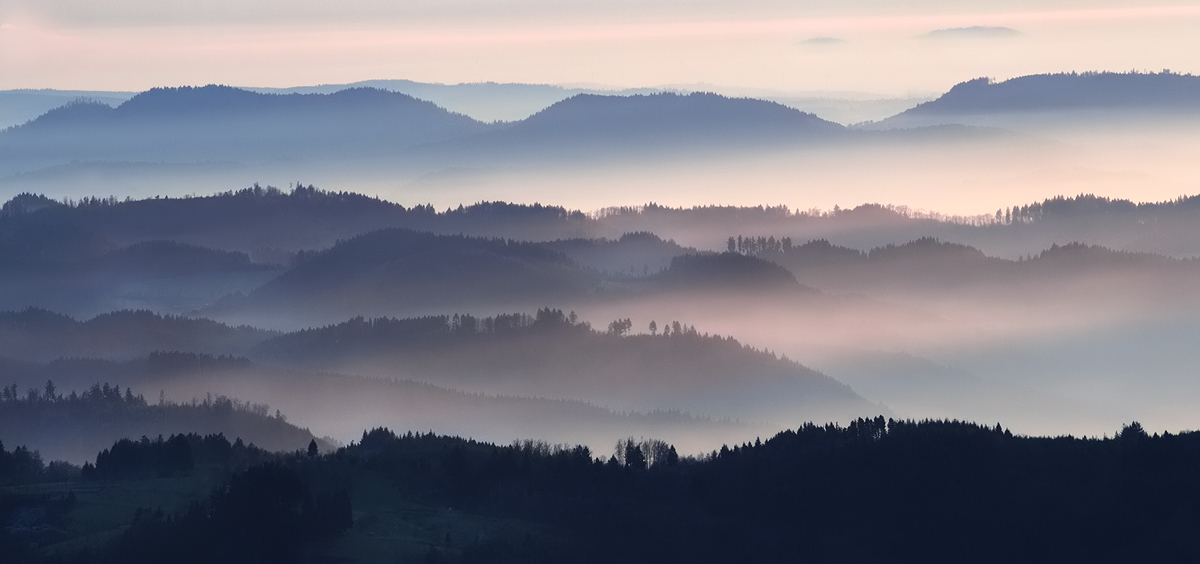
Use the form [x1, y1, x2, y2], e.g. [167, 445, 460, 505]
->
[727, 234, 793, 254]
[81, 433, 267, 481]
[0, 439, 75, 486]
[992, 192, 1200, 225]
[20, 419, 1200, 563]
[74, 462, 351, 564]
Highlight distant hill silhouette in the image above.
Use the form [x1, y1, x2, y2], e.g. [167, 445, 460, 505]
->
[650, 252, 805, 291]
[0, 308, 273, 362]
[0, 84, 1020, 191]
[0, 381, 328, 465]
[876, 71, 1200, 128]
[745, 236, 1200, 299]
[0, 86, 490, 170]
[218, 228, 602, 323]
[541, 232, 694, 275]
[250, 79, 664, 122]
[95, 240, 263, 277]
[0, 88, 134, 129]
[250, 309, 873, 424]
[0, 351, 766, 459]
[0, 186, 593, 253]
[0, 379, 325, 463]
[436, 92, 847, 160]
[0, 210, 280, 316]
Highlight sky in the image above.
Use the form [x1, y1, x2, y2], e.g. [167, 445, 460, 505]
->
[2, 0, 1199, 95]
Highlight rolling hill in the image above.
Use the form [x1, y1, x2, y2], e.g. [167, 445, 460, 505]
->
[215, 228, 603, 324]
[875, 71, 1200, 129]
[0, 351, 770, 460]
[250, 309, 873, 424]
[0, 86, 491, 174]
[0, 308, 273, 362]
[432, 92, 848, 161]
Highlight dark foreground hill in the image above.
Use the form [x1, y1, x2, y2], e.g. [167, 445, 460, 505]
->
[11, 419, 1200, 563]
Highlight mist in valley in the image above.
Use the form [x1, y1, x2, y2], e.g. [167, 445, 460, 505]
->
[6, 68, 1200, 562]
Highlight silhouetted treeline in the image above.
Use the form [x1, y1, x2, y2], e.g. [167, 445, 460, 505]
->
[338, 421, 1200, 563]
[19, 419, 1200, 562]
[0, 379, 325, 463]
[3, 432, 342, 563]
[81, 433, 274, 481]
[11, 186, 1200, 281]
[737, 235, 1200, 297]
[0, 439, 76, 486]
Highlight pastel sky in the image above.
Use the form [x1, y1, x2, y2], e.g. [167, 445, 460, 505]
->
[2, 0, 1198, 93]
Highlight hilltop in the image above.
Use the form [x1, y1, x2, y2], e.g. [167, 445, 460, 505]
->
[875, 71, 1200, 128]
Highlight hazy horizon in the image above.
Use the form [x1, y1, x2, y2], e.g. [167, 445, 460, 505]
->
[3, 1, 1199, 95]
[5, 3, 1200, 560]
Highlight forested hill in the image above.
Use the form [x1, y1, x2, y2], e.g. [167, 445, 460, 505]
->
[874, 71, 1200, 129]
[23, 419, 1200, 563]
[0, 381, 326, 463]
[0, 351, 768, 458]
[218, 228, 603, 322]
[335, 420, 1200, 564]
[0, 188, 592, 252]
[735, 236, 1200, 298]
[540, 231, 695, 274]
[250, 309, 871, 423]
[903, 72, 1200, 115]
[649, 251, 804, 291]
[0, 308, 273, 362]
[12, 188, 1200, 259]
